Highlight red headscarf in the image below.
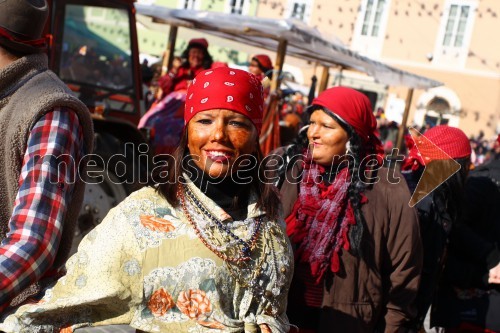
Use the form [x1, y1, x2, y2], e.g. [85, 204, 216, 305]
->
[403, 125, 471, 170]
[403, 125, 472, 170]
[188, 38, 209, 49]
[252, 54, 273, 71]
[184, 67, 264, 133]
[422, 125, 471, 159]
[312, 87, 383, 155]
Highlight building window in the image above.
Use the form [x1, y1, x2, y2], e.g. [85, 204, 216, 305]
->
[442, 4, 470, 47]
[432, 0, 477, 67]
[352, 0, 390, 57]
[287, 0, 312, 22]
[229, 0, 245, 14]
[360, 0, 387, 37]
[225, 0, 250, 15]
[179, 0, 197, 9]
[291, 2, 306, 20]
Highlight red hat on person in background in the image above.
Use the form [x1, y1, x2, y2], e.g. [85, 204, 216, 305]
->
[422, 125, 472, 160]
[252, 54, 273, 72]
[402, 125, 471, 171]
[188, 38, 209, 49]
[311, 86, 383, 155]
[184, 67, 264, 133]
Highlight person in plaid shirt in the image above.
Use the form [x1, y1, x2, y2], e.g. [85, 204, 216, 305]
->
[0, 0, 94, 312]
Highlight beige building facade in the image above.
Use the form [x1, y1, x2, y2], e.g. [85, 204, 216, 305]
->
[256, 0, 500, 138]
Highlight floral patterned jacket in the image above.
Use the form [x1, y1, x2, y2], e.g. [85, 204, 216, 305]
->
[0, 182, 294, 333]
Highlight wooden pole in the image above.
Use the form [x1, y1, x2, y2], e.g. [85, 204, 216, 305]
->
[318, 65, 330, 93]
[161, 25, 178, 76]
[270, 39, 288, 94]
[396, 88, 414, 152]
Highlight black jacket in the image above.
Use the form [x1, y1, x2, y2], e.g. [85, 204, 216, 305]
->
[431, 159, 500, 329]
[403, 169, 454, 328]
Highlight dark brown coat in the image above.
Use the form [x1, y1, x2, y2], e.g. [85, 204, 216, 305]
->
[280, 162, 422, 333]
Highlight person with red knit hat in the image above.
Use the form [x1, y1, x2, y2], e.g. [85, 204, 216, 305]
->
[249, 54, 273, 80]
[248, 54, 273, 102]
[274, 86, 422, 333]
[402, 125, 472, 331]
[158, 37, 214, 96]
[0, 68, 294, 333]
[424, 127, 500, 332]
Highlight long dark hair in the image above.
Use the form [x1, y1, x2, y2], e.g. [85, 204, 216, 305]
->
[157, 129, 281, 221]
[438, 157, 470, 222]
[278, 105, 371, 254]
[180, 45, 213, 70]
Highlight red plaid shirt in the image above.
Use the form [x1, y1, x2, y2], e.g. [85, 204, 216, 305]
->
[0, 108, 84, 311]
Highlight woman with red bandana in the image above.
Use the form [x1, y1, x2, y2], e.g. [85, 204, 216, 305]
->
[1, 68, 294, 333]
[248, 54, 273, 101]
[158, 38, 214, 96]
[417, 127, 499, 333]
[274, 87, 422, 333]
[401, 125, 472, 332]
[248, 54, 273, 81]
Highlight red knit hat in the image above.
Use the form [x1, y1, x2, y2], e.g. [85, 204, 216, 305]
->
[421, 125, 471, 160]
[188, 38, 209, 49]
[252, 54, 273, 71]
[184, 67, 264, 133]
[312, 87, 383, 154]
[403, 125, 471, 170]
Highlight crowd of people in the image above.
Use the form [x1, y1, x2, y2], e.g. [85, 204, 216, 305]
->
[1, 1, 500, 333]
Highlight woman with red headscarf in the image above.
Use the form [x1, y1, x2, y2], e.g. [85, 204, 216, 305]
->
[158, 38, 214, 97]
[1, 68, 293, 333]
[248, 54, 273, 105]
[273, 87, 422, 333]
[248, 54, 273, 81]
[401, 125, 472, 332]
[411, 127, 500, 333]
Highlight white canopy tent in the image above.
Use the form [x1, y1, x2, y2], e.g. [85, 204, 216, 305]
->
[135, 4, 443, 150]
[135, 4, 442, 89]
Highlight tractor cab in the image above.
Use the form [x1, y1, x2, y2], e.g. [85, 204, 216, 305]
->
[46, 0, 149, 250]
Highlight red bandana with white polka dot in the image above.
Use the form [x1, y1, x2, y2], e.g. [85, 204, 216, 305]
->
[184, 67, 264, 133]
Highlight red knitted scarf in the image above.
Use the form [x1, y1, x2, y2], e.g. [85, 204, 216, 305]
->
[285, 159, 356, 284]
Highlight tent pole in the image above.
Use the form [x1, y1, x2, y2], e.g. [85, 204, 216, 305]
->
[396, 88, 414, 153]
[161, 25, 178, 76]
[318, 65, 330, 93]
[270, 38, 288, 94]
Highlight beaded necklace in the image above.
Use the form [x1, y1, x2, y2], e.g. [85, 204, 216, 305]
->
[183, 184, 262, 257]
[178, 184, 290, 317]
[178, 185, 262, 262]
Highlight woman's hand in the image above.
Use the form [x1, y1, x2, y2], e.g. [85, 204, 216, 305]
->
[488, 262, 500, 284]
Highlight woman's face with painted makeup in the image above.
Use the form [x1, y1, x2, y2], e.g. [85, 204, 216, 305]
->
[187, 109, 258, 178]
